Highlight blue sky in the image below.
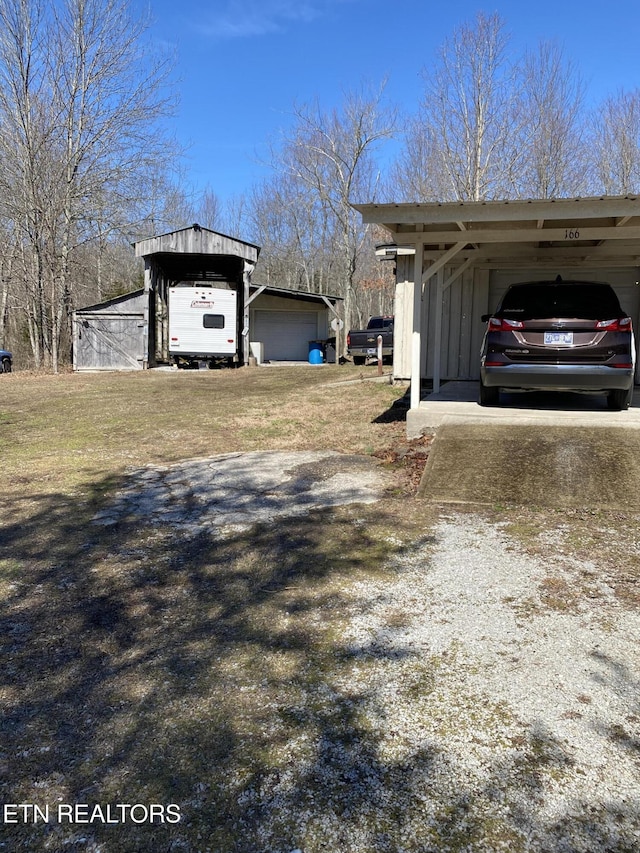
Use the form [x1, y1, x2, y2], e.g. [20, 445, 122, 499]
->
[145, 0, 640, 205]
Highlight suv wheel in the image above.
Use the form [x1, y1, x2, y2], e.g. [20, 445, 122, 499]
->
[479, 379, 499, 407]
[608, 387, 632, 411]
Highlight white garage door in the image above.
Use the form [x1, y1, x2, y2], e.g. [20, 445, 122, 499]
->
[253, 310, 320, 361]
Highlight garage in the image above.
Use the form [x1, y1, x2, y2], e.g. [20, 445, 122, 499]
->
[252, 310, 320, 361]
[248, 285, 342, 362]
[355, 196, 640, 434]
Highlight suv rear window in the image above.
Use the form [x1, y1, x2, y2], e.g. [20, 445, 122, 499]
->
[499, 283, 622, 320]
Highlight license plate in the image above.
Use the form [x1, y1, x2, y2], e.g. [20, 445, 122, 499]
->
[367, 348, 377, 355]
[544, 331, 574, 346]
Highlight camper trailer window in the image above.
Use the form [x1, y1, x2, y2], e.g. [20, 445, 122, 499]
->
[203, 314, 225, 329]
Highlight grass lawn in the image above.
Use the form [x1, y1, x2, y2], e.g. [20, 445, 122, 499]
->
[0, 365, 437, 852]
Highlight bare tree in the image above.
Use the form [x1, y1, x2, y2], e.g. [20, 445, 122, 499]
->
[194, 187, 221, 231]
[0, 0, 177, 369]
[515, 41, 587, 198]
[221, 192, 249, 240]
[265, 83, 396, 332]
[395, 15, 595, 204]
[0, 0, 51, 365]
[248, 169, 334, 293]
[389, 118, 448, 202]
[590, 89, 640, 195]
[416, 12, 521, 201]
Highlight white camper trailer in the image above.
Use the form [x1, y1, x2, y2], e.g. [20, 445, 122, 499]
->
[168, 285, 238, 367]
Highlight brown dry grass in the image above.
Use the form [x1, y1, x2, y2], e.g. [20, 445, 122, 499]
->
[485, 504, 640, 613]
[0, 365, 437, 852]
[0, 366, 401, 486]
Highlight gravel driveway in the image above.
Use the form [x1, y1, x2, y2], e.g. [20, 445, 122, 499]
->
[336, 513, 640, 851]
[224, 508, 640, 852]
[94, 451, 640, 851]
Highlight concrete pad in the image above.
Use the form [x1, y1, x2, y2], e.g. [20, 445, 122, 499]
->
[93, 450, 393, 535]
[407, 382, 640, 438]
[418, 421, 640, 510]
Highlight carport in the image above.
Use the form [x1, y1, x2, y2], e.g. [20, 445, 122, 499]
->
[134, 225, 260, 365]
[355, 196, 640, 435]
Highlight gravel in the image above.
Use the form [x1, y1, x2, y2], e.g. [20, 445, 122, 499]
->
[92, 454, 640, 851]
[236, 512, 640, 852]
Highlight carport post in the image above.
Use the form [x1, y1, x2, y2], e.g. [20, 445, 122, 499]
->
[410, 240, 424, 410]
[421, 242, 466, 398]
[241, 261, 255, 365]
[432, 266, 444, 395]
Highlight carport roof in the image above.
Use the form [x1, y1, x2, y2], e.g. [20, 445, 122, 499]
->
[133, 224, 260, 265]
[354, 195, 640, 268]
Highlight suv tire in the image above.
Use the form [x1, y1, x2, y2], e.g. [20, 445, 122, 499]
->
[479, 379, 499, 407]
[608, 387, 633, 411]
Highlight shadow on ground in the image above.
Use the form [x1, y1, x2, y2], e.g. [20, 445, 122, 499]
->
[1, 475, 639, 851]
[419, 423, 640, 509]
[372, 393, 410, 424]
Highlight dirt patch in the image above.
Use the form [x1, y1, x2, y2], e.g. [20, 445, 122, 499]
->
[495, 504, 640, 610]
[372, 433, 433, 493]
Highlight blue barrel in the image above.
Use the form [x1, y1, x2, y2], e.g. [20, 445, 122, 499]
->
[308, 340, 324, 364]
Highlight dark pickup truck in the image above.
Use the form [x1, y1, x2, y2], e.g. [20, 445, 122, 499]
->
[346, 316, 394, 365]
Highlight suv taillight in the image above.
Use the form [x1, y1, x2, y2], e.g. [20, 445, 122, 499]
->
[595, 317, 633, 331]
[488, 317, 524, 332]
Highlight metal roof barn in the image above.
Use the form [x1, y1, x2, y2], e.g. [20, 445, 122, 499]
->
[135, 224, 260, 366]
[73, 225, 342, 370]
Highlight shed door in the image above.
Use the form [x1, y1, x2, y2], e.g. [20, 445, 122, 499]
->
[252, 310, 319, 361]
[76, 315, 145, 370]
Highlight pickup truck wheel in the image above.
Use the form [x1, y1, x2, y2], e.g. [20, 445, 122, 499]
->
[353, 356, 365, 365]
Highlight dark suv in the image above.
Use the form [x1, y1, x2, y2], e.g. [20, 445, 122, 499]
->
[479, 279, 635, 410]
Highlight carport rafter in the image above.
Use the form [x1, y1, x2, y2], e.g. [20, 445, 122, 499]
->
[404, 224, 640, 245]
